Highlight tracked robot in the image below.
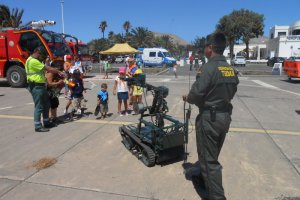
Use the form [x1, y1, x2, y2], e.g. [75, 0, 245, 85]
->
[119, 73, 190, 167]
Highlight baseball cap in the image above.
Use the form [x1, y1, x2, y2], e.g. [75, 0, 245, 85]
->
[119, 66, 126, 73]
[66, 54, 72, 59]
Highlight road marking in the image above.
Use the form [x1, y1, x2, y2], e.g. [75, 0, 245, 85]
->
[277, 88, 300, 97]
[238, 84, 262, 88]
[252, 80, 300, 97]
[0, 106, 13, 110]
[26, 102, 34, 105]
[1, 114, 300, 137]
[252, 80, 279, 89]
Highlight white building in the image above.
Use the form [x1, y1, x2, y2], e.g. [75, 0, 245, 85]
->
[267, 20, 300, 58]
[223, 36, 268, 60]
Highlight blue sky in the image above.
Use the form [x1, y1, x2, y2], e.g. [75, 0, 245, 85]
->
[3, 0, 300, 44]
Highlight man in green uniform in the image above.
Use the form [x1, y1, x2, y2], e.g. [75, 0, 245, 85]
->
[26, 46, 62, 132]
[183, 33, 239, 200]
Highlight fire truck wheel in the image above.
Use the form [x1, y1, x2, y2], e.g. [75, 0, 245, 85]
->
[7, 65, 27, 88]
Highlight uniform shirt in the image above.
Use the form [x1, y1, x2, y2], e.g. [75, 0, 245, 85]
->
[187, 55, 239, 109]
[25, 56, 46, 83]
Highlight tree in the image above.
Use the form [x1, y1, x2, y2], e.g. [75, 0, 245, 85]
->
[237, 9, 264, 59]
[108, 31, 114, 43]
[123, 21, 132, 34]
[216, 14, 240, 60]
[130, 27, 154, 48]
[160, 35, 175, 51]
[99, 21, 108, 39]
[123, 21, 132, 42]
[216, 9, 264, 60]
[192, 36, 206, 55]
[0, 4, 24, 27]
[88, 38, 111, 60]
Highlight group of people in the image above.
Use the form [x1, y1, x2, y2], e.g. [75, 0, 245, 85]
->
[25, 48, 144, 132]
[26, 32, 239, 200]
[99, 57, 144, 118]
[26, 48, 87, 132]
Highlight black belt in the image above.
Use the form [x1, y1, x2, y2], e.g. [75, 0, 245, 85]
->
[202, 106, 230, 113]
[28, 81, 45, 86]
[201, 106, 232, 122]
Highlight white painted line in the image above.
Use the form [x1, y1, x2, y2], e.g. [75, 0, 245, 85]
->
[277, 88, 300, 97]
[238, 84, 262, 88]
[252, 80, 279, 89]
[0, 106, 13, 110]
[252, 80, 300, 97]
[26, 102, 34, 105]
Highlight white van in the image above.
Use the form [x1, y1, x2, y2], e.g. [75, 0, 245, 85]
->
[138, 48, 176, 67]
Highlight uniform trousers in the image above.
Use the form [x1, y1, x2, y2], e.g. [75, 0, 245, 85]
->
[28, 84, 50, 129]
[194, 111, 231, 200]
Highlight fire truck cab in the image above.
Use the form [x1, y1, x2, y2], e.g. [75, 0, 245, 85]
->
[0, 21, 72, 87]
[63, 34, 93, 72]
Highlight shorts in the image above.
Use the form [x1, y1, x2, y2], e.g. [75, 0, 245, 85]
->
[117, 92, 129, 100]
[100, 103, 108, 113]
[66, 90, 72, 100]
[73, 97, 83, 109]
[133, 86, 143, 96]
[50, 96, 59, 109]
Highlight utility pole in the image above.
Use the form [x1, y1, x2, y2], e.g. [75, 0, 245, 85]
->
[60, 0, 65, 33]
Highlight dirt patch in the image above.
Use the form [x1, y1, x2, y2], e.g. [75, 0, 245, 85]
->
[32, 157, 57, 171]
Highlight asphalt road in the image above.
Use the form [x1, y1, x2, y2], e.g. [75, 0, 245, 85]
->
[0, 64, 299, 200]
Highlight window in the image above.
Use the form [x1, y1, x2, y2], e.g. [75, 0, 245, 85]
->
[158, 52, 163, 57]
[19, 32, 43, 53]
[292, 29, 300, 35]
[278, 32, 286, 37]
[270, 33, 274, 39]
[149, 52, 156, 57]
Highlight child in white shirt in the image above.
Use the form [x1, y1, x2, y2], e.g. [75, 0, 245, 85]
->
[113, 66, 129, 116]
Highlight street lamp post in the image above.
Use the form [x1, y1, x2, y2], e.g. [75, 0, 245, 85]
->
[60, 0, 65, 33]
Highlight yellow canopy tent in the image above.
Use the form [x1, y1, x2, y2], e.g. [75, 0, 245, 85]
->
[100, 43, 142, 55]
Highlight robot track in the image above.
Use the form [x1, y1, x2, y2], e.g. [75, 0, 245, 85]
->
[119, 125, 156, 167]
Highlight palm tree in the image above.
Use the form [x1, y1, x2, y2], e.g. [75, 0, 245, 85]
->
[108, 31, 114, 43]
[160, 35, 174, 50]
[99, 20, 107, 39]
[0, 4, 24, 27]
[130, 27, 154, 48]
[123, 21, 132, 34]
[10, 8, 23, 27]
[123, 21, 132, 42]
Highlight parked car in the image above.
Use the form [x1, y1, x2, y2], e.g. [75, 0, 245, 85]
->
[115, 56, 125, 63]
[232, 56, 246, 67]
[267, 57, 285, 67]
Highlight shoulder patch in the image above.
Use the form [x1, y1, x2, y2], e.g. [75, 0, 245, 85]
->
[218, 66, 235, 77]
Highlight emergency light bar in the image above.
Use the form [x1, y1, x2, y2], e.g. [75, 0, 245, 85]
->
[31, 20, 56, 27]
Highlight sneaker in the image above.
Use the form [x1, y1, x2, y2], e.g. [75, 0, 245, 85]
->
[63, 109, 68, 115]
[44, 122, 56, 128]
[125, 112, 129, 116]
[118, 112, 123, 116]
[76, 109, 82, 115]
[35, 127, 50, 132]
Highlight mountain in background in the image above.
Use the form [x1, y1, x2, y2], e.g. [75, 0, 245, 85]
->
[153, 32, 190, 46]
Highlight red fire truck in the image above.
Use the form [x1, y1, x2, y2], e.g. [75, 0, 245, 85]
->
[0, 20, 72, 87]
[62, 34, 93, 73]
